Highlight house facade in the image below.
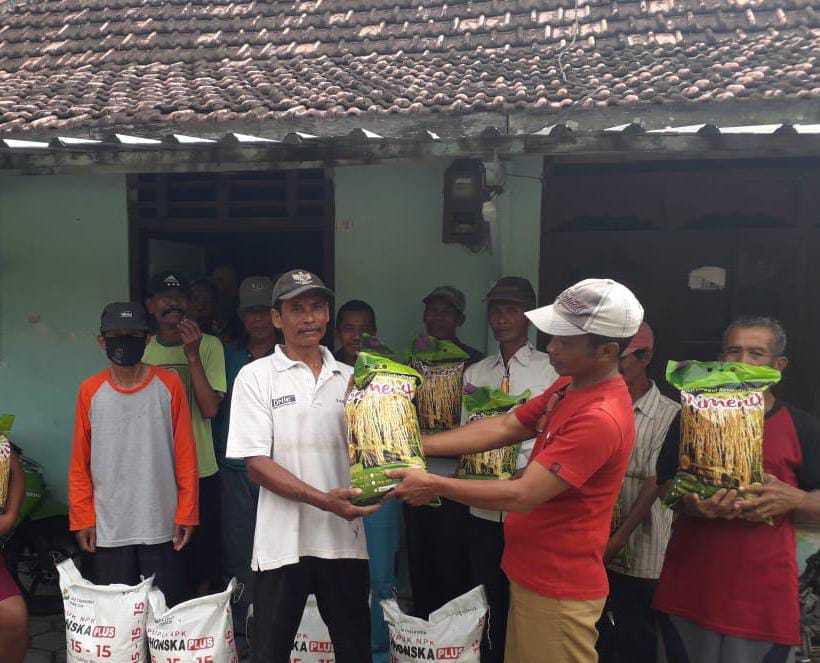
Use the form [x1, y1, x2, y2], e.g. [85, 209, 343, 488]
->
[1, 0, 819, 497]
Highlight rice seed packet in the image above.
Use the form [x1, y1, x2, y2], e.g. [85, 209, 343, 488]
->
[409, 335, 469, 432]
[663, 360, 780, 513]
[346, 342, 429, 506]
[457, 387, 530, 480]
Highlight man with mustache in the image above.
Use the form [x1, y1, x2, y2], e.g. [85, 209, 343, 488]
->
[226, 269, 379, 663]
[654, 316, 820, 663]
[144, 271, 226, 597]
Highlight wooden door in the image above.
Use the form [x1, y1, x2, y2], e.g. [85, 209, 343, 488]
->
[540, 227, 811, 410]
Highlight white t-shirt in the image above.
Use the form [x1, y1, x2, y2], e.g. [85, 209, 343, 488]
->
[226, 345, 368, 571]
[461, 342, 558, 522]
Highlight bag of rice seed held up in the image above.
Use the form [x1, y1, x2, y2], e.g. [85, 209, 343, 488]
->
[608, 494, 632, 572]
[409, 335, 470, 432]
[0, 414, 15, 510]
[346, 339, 428, 506]
[456, 387, 530, 480]
[663, 360, 780, 511]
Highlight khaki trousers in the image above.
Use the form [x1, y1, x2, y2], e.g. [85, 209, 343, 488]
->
[504, 580, 606, 663]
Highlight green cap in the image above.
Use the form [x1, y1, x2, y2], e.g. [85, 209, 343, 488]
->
[238, 276, 274, 311]
[423, 286, 466, 315]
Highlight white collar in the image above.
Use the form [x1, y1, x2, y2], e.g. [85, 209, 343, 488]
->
[271, 345, 341, 375]
[491, 341, 536, 369]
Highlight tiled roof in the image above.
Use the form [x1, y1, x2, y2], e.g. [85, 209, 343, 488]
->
[0, 0, 818, 135]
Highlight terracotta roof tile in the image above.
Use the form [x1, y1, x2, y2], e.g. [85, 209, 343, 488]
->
[0, 0, 818, 133]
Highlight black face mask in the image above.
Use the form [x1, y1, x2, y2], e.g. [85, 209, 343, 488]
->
[104, 336, 147, 367]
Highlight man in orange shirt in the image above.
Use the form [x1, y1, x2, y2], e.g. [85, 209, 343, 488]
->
[69, 302, 199, 606]
[391, 279, 642, 663]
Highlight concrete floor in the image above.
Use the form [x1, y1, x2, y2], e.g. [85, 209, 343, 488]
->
[25, 614, 66, 663]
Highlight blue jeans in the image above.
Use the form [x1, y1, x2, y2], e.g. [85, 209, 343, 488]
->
[364, 499, 402, 661]
[220, 467, 259, 635]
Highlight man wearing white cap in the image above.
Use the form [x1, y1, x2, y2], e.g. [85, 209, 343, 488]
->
[389, 279, 643, 663]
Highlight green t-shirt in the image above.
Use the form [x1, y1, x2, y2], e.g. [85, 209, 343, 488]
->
[143, 334, 226, 478]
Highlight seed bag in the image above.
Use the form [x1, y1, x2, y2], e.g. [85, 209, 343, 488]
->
[0, 414, 14, 511]
[608, 494, 632, 571]
[0, 435, 11, 511]
[290, 595, 334, 663]
[147, 579, 238, 663]
[663, 360, 780, 509]
[346, 342, 427, 506]
[382, 585, 487, 663]
[58, 558, 152, 663]
[409, 335, 470, 432]
[457, 387, 530, 480]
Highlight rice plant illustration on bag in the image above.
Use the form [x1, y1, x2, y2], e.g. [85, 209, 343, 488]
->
[663, 360, 780, 514]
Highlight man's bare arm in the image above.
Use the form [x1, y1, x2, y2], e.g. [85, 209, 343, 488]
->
[389, 461, 570, 513]
[247, 456, 379, 521]
[424, 411, 534, 458]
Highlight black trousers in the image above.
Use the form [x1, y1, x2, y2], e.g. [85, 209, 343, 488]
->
[467, 515, 508, 663]
[596, 572, 659, 663]
[91, 542, 185, 607]
[186, 473, 222, 593]
[403, 499, 472, 619]
[251, 557, 371, 663]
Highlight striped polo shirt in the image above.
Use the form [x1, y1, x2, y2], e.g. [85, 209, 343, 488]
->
[607, 382, 679, 580]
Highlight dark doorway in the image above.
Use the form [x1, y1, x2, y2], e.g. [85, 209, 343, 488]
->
[540, 158, 820, 414]
[128, 169, 334, 298]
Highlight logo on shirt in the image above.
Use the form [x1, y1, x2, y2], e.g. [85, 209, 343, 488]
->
[272, 395, 297, 409]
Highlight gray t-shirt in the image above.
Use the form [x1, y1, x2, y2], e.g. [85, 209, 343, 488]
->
[69, 367, 199, 547]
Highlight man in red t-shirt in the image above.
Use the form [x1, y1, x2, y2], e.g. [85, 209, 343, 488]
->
[654, 316, 820, 663]
[390, 278, 643, 663]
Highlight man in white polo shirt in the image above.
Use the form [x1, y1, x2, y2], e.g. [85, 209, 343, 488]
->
[226, 269, 379, 663]
[462, 276, 557, 663]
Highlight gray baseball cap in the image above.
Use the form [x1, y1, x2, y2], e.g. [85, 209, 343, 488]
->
[100, 302, 150, 333]
[238, 276, 275, 311]
[271, 269, 334, 304]
[423, 286, 466, 315]
[526, 279, 643, 338]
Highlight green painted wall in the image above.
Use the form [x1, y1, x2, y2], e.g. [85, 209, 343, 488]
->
[496, 157, 544, 291]
[0, 159, 544, 500]
[334, 160, 493, 353]
[0, 175, 129, 501]
[334, 157, 545, 353]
